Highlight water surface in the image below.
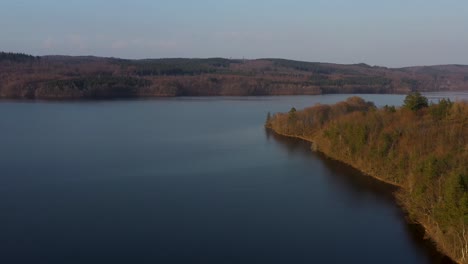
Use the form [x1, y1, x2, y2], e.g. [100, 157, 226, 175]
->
[0, 94, 457, 263]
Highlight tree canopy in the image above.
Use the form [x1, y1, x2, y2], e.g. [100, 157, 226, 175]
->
[267, 97, 468, 262]
[403, 92, 429, 111]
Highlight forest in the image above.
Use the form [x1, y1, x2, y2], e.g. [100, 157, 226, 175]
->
[1, 52, 468, 99]
[266, 93, 468, 263]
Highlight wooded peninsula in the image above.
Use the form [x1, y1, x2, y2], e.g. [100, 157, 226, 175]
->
[266, 93, 467, 263]
[1, 52, 468, 99]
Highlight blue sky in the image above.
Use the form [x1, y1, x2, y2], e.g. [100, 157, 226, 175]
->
[1, 0, 467, 67]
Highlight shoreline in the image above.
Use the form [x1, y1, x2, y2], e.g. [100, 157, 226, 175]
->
[0, 91, 399, 101]
[1, 90, 466, 102]
[266, 128, 404, 188]
[267, 127, 458, 264]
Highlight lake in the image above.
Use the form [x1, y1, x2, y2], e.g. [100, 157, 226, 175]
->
[0, 93, 461, 264]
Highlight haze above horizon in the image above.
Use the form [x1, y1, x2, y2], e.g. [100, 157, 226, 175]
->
[2, 0, 467, 67]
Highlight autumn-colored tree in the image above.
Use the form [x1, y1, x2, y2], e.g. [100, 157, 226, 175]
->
[267, 97, 468, 263]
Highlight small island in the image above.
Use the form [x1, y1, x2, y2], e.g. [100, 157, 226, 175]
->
[266, 93, 467, 263]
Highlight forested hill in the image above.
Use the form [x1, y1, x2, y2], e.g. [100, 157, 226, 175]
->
[266, 94, 468, 263]
[1, 51, 468, 99]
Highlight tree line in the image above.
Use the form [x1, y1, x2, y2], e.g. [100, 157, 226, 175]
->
[0, 51, 39, 62]
[266, 93, 468, 263]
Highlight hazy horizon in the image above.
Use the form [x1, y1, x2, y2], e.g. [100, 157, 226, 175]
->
[9, 53, 468, 69]
[2, 0, 467, 67]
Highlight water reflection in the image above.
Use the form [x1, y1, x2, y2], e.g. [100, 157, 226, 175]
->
[266, 128, 454, 264]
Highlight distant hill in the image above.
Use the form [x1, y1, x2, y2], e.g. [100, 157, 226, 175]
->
[1, 52, 468, 99]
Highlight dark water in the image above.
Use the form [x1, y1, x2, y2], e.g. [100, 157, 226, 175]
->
[0, 94, 457, 263]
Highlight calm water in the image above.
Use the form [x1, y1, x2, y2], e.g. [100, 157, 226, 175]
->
[0, 94, 460, 264]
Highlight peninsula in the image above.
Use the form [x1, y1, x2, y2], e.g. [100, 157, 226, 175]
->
[266, 94, 468, 263]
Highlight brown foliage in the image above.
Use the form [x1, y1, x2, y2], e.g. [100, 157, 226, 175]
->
[268, 97, 468, 263]
[1, 53, 468, 99]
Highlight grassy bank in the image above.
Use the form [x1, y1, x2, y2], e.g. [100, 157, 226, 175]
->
[266, 94, 467, 263]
